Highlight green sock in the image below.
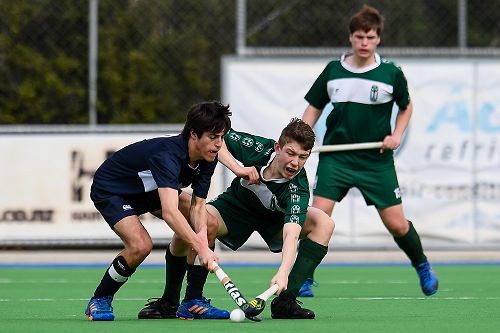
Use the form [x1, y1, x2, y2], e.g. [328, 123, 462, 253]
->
[393, 220, 427, 267]
[283, 238, 327, 298]
[161, 245, 187, 305]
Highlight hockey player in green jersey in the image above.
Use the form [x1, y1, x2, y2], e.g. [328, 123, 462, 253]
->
[139, 118, 334, 319]
[300, 5, 438, 298]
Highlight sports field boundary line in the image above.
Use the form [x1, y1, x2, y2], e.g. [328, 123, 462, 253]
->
[2, 249, 500, 266]
[1, 260, 500, 269]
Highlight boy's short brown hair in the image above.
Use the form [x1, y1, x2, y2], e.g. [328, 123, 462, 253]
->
[278, 118, 315, 151]
[349, 5, 384, 36]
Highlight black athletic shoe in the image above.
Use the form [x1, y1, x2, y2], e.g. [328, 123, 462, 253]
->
[138, 298, 178, 319]
[270, 295, 315, 319]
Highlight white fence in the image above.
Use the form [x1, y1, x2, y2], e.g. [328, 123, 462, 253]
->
[1, 57, 499, 250]
[0, 129, 228, 247]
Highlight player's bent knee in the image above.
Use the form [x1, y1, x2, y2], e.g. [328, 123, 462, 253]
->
[325, 218, 335, 235]
[313, 212, 334, 243]
[310, 207, 335, 233]
[387, 219, 409, 237]
[170, 235, 192, 256]
[206, 215, 219, 242]
[178, 191, 192, 218]
[390, 225, 407, 237]
[129, 239, 153, 260]
[320, 219, 334, 242]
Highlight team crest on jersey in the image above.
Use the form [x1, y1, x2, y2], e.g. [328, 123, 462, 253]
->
[289, 183, 298, 193]
[290, 194, 300, 203]
[255, 141, 264, 152]
[289, 215, 300, 224]
[265, 148, 273, 156]
[229, 132, 241, 141]
[291, 205, 300, 214]
[242, 137, 254, 147]
[370, 85, 379, 102]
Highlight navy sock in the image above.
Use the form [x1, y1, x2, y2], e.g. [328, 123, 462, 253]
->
[161, 245, 187, 305]
[184, 264, 209, 301]
[93, 256, 135, 298]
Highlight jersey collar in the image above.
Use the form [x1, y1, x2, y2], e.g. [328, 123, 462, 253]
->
[340, 52, 381, 73]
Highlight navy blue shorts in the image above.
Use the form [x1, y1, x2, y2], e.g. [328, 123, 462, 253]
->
[90, 185, 162, 228]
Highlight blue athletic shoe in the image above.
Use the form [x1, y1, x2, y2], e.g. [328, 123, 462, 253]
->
[85, 296, 114, 321]
[176, 297, 230, 319]
[298, 278, 317, 297]
[416, 261, 439, 296]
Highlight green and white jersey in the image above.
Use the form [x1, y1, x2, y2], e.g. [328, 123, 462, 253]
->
[305, 53, 410, 168]
[221, 128, 310, 227]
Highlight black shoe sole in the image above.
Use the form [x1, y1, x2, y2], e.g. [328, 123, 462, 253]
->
[271, 314, 315, 319]
[138, 312, 177, 319]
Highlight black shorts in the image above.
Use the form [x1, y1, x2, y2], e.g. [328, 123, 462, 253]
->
[90, 185, 162, 228]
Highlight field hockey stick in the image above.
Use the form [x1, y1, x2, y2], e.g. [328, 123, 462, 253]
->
[195, 256, 261, 320]
[211, 262, 277, 321]
[248, 283, 279, 310]
[311, 141, 383, 153]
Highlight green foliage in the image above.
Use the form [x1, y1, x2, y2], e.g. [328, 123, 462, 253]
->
[93, 0, 237, 124]
[0, 0, 498, 124]
[0, 0, 235, 124]
[0, 0, 88, 124]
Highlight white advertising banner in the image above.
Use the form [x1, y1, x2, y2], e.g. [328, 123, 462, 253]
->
[1, 58, 499, 249]
[0, 132, 225, 245]
[222, 57, 500, 248]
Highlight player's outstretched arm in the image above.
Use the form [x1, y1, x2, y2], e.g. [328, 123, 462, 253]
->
[189, 194, 209, 243]
[218, 141, 260, 184]
[158, 187, 217, 268]
[271, 223, 301, 294]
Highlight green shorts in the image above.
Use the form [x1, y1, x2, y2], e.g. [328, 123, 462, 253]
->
[313, 157, 402, 208]
[208, 191, 284, 252]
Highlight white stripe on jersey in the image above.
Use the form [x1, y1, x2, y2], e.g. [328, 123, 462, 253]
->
[238, 152, 288, 213]
[327, 78, 394, 105]
[240, 179, 286, 213]
[138, 170, 158, 192]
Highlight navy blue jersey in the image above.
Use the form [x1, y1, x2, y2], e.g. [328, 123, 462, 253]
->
[92, 134, 217, 199]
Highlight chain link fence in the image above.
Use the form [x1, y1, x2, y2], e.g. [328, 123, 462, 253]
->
[240, 0, 500, 55]
[1, 0, 499, 125]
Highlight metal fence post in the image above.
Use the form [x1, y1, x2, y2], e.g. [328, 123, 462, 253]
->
[88, 0, 98, 126]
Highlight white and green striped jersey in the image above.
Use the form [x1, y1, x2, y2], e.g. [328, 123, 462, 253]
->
[222, 129, 310, 226]
[305, 53, 410, 167]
